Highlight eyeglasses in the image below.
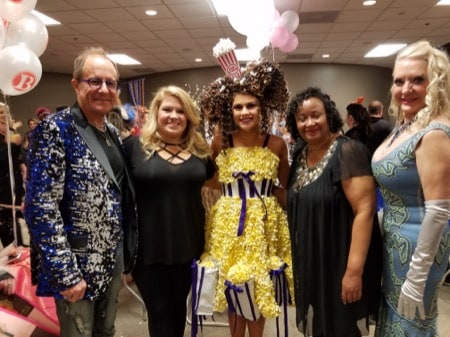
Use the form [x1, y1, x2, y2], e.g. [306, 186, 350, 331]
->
[79, 77, 120, 91]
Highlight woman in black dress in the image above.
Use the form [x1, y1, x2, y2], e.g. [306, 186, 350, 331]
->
[285, 87, 382, 337]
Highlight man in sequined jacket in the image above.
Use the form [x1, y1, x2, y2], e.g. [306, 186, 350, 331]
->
[24, 47, 137, 337]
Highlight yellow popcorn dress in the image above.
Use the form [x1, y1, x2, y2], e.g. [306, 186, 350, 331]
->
[200, 136, 294, 319]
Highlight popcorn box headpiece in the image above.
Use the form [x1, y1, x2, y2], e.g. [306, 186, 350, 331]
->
[213, 38, 242, 79]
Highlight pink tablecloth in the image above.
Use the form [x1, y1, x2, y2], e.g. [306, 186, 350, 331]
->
[0, 248, 60, 337]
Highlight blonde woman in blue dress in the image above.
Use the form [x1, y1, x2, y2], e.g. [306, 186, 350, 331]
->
[372, 40, 450, 336]
[199, 60, 294, 337]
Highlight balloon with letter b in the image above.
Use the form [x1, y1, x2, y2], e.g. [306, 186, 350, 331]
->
[0, 44, 42, 96]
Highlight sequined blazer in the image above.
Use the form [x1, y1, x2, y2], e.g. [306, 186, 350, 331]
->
[24, 104, 137, 300]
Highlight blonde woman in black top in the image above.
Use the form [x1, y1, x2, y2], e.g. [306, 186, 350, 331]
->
[124, 85, 214, 337]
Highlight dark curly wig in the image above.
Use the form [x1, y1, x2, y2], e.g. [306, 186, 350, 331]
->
[286, 87, 343, 142]
[199, 59, 289, 149]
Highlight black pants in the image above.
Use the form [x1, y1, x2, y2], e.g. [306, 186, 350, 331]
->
[133, 262, 192, 337]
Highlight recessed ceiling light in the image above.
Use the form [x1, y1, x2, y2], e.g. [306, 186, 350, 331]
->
[31, 10, 61, 25]
[365, 43, 406, 57]
[145, 9, 158, 16]
[322, 54, 330, 58]
[195, 58, 202, 63]
[363, 0, 377, 6]
[107, 54, 141, 65]
[436, 0, 450, 5]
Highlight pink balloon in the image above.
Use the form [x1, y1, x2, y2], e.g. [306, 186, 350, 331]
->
[272, 9, 280, 23]
[270, 24, 289, 49]
[279, 34, 299, 53]
[0, 45, 42, 96]
[0, 0, 37, 23]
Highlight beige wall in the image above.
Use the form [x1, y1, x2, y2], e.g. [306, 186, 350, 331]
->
[8, 62, 393, 133]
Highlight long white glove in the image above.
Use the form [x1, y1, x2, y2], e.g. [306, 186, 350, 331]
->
[397, 199, 450, 320]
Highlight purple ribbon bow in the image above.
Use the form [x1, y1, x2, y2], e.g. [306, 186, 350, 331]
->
[232, 171, 268, 236]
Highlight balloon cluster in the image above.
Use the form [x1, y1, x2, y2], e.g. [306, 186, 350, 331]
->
[225, 0, 299, 53]
[0, 0, 47, 96]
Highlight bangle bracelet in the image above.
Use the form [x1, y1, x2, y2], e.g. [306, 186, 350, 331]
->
[273, 181, 285, 191]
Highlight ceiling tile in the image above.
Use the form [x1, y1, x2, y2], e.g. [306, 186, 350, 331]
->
[33, 0, 450, 78]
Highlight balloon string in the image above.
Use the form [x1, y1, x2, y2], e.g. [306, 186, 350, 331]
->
[2, 94, 18, 247]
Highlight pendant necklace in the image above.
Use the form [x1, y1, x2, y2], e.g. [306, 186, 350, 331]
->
[91, 123, 111, 147]
[386, 120, 413, 148]
[98, 129, 112, 147]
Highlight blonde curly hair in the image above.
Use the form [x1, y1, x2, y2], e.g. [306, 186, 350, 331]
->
[140, 85, 211, 158]
[390, 40, 450, 129]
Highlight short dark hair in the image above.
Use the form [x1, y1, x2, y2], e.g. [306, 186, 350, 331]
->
[368, 101, 383, 115]
[286, 87, 343, 141]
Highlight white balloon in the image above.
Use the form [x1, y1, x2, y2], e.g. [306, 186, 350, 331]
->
[0, 21, 6, 49]
[280, 10, 299, 33]
[5, 12, 48, 56]
[227, 10, 252, 36]
[246, 33, 269, 52]
[227, 0, 275, 36]
[0, 45, 42, 96]
[247, 0, 276, 37]
[0, 0, 37, 23]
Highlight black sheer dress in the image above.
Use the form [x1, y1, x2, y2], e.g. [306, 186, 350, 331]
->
[287, 136, 382, 337]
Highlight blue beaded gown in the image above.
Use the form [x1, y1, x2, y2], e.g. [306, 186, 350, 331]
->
[372, 122, 450, 337]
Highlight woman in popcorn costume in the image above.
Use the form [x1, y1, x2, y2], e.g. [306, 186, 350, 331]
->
[198, 58, 294, 337]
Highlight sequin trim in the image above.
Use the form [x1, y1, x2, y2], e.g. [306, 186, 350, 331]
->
[292, 140, 337, 191]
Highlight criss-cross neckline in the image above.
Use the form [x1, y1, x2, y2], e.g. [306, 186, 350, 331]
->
[157, 142, 190, 164]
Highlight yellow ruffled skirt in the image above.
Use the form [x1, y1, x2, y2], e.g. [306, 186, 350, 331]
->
[201, 195, 294, 318]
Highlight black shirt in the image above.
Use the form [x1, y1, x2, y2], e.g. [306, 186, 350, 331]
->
[124, 136, 214, 265]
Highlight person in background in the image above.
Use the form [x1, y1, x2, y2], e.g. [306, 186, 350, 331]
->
[198, 60, 293, 337]
[366, 100, 393, 155]
[345, 102, 372, 148]
[0, 104, 25, 247]
[366, 100, 394, 225]
[286, 87, 382, 337]
[24, 46, 137, 337]
[22, 130, 32, 153]
[35, 106, 51, 122]
[24, 118, 39, 168]
[123, 85, 214, 337]
[372, 40, 450, 337]
[27, 118, 39, 131]
[108, 103, 136, 144]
